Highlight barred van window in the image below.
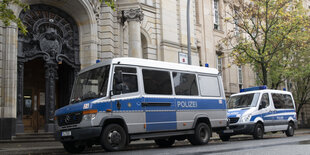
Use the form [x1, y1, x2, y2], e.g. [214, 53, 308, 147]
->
[198, 75, 221, 97]
[173, 72, 198, 96]
[142, 69, 172, 95]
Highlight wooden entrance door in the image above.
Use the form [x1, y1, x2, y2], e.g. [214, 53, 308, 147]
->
[23, 59, 46, 133]
[23, 89, 45, 132]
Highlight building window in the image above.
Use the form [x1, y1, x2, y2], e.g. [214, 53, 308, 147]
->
[213, 0, 219, 30]
[238, 66, 243, 90]
[217, 54, 223, 73]
[143, 0, 153, 6]
[234, 17, 239, 36]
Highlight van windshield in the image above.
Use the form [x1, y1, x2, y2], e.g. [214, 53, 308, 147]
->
[227, 93, 260, 109]
[70, 65, 110, 103]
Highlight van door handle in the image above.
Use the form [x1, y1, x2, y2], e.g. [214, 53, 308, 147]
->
[117, 101, 121, 110]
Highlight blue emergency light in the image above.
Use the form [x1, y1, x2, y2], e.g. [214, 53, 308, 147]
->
[96, 59, 101, 63]
[240, 85, 267, 92]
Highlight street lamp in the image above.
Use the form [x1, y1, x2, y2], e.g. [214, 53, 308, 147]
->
[187, 0, 192, 65]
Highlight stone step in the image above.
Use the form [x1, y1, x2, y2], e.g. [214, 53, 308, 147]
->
[15, 133, 54, 139]
[0, 133, 56, 143]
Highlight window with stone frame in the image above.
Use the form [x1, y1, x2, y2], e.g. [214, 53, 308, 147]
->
[142, 0, 154, 6]
[216, 52, 223, 73]
[213, 0, 220, 30]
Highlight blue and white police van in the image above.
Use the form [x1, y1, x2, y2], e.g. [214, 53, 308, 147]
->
[219, 86, 297, 141]
[54, 57, 227, 153]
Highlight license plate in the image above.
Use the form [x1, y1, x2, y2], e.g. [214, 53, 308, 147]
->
[223, 129, 234, 133]
[61, 131, 71, 136]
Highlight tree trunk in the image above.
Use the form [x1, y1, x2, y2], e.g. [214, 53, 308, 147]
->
[296, 103, 304, 120]
[261, 63, 268, 85]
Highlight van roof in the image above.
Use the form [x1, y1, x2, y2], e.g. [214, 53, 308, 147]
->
[80, 57, 219, 75]
[231, 89, 292, 96]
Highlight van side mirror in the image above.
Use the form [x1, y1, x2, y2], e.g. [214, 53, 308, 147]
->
[112, 71, 123, 95]
[114, 71, 123, 84]
[259, 101, 266, 110]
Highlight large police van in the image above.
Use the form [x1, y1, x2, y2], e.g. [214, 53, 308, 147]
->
[54, 57, 227, 153]
[219, 86, 297, 141]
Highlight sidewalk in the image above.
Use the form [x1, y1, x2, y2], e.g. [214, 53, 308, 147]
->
[1, 129, 310, 155]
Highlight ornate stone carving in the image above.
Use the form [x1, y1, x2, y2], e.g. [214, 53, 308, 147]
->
[19, 4, 80, 68]
[17, 4, 81, 132]
[123, 8, 144, 22]
[45, 62, 58, 123]
[89, 0, 101, 21]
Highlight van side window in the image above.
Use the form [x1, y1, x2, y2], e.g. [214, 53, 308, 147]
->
[142, 69, 172, 95]
[113, 67, 138, 95]
[173, 72, 198, 96]
[198, 75, 221, 97]
[272, 93, 294, 109]
[259, 93, 269, 109]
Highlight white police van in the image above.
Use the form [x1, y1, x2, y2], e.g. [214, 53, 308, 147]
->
[54, 57, 227, 153]
[219, 86, 297, 141]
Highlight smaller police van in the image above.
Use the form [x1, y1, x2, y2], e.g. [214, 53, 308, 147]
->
[54, 57, 227, 153]
[219, 86, 297, 141]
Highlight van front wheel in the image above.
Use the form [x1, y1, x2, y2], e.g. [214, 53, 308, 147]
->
[101, 124, 127, 152]
[188, 122, 211, 145]
[285, 123, 294, 137]
[63, 141, 85, 154]
[155, 138, 175, 147]
[219, 134, 230, 141]
[253, 123, 264, 139]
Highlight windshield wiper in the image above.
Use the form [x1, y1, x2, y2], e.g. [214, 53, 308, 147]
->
[80, 91, 97, 101]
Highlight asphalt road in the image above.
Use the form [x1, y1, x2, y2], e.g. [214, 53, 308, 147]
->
[80, 132, 310, 155]
[1, 131, 310, 155]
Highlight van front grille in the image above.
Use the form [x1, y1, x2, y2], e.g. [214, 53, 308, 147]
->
[57, 112, 83, 126]
[229, 117, 239, 124]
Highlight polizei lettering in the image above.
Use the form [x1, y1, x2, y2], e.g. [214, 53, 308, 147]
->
[177, 101, 198, 108]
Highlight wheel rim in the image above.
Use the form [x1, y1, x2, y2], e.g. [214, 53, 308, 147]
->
[257, 127, 263, 138]
[288, 125, 294, 135]
[199, 126, 209, 141]
[108, 130, 122, 147]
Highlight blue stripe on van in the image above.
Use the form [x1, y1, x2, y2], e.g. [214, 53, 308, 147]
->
[250, 109, 296, 121]
[55, 97, 226, 116]
[146, 111, 177, 132]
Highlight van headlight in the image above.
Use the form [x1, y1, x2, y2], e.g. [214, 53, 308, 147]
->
[83, 113, 97, 121]
[240, 114, 251, 123]
[82, 109, 97, 121]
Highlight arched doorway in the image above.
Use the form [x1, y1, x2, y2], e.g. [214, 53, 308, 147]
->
[16, 4, 80, 133]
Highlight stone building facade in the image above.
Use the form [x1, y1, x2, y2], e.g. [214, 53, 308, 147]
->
[195, 0, 256, 96]
[0, 0, 256, 140]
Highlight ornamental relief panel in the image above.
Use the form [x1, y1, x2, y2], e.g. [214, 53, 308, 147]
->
[18, 4, 80, 67]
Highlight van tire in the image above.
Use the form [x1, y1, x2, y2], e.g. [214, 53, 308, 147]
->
[155, 138, 175, 147]
[219, 134, 230, 141]
[63, 141, 85, 154]
[253, 123, 264, 139]
[285, 122, 294, 137]
[101, 124, 127, 152]
[188, 123, 210, 145]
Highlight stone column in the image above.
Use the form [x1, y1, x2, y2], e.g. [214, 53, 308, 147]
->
[44, 61, 58, 132]
[16, 61, 24, 133]
[124, 9, 144, 58]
